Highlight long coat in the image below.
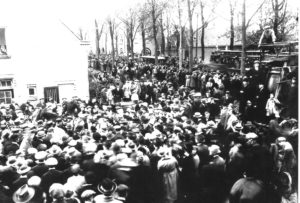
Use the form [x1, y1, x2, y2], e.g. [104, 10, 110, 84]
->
[157, 156, 179, 201]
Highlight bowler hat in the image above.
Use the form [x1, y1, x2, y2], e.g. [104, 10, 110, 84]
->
[97, 178, 117, 195]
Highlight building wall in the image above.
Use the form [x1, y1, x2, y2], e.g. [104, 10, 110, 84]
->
[0, 16, 90, 104]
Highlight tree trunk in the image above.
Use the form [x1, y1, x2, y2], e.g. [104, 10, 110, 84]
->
[273, 0, 279, 37]
[166, 16, 171, 56]
[200, 2, 205, 61]
[160, 14, 165, 55]
[130, 37, 134, 59]
[241, 0, 246, 76]
[229, 1, 234, 50]
[109, 20, 115, 73]
[195, 13, 198, 59]
[187, 0, 193, 70]
[95, 20, 100, 59]
[115, 34, 118, 57]
[141, 20, 146, 55]
[130, 22, 134, 58]
[177, 0, 183, 69]
[105, 33, 108, 54]
[126, 28, 130, 58]
[151, 0, 158, 65]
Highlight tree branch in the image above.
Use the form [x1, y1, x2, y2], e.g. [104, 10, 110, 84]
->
[271, 0, 275, 10]
[246, 0, 267, 28]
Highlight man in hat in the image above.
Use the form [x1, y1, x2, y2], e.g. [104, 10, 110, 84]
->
[258, 25, 276, 48]
[94, 178, 121, 203]
[157, 147, 179, 203]
[11, 165, 32, 193]
[254, 83, 269, 123]
[241, 100, 256, 123]
[112, 85, 124, 103]
[31, 151, 49, 177]
[36, 98, 46, 109]
[40, 157, 63, 194]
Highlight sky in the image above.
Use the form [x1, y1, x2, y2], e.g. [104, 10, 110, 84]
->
[1, 0, 298, 46]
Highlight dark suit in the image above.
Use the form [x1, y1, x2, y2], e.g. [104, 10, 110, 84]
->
[31, 163, 49, 177]
[11, 177, 28, 193]
[40, 168, 63, 193]
[113, 88, 124, 103]
[254, 87, 269, 122]
[241, 105, 256, 122]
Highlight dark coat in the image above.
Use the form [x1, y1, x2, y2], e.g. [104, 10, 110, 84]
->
[40, 168, 63, 192]
[113, 88, 124, 103]
[126, 165, 153, 203]
[11, 177, 28, 193]
[30, 163, 49, 177]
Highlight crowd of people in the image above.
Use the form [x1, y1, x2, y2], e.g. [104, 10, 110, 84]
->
[0, 57, 298, 203]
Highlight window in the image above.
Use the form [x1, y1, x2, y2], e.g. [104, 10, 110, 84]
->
[0, 90, 13, 104]
[29, 88, 35, 95]
[0, 80, 12, 87]
[27, 84, 37, 100]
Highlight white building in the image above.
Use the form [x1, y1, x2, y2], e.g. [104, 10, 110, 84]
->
[0, 16, 90, 104]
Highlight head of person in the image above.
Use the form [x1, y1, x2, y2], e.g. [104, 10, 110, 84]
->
[264, 25, 272, 34]
[246, 100, 252, 107]
[254, 61, 260, 71]
[97, 178, 117, 197]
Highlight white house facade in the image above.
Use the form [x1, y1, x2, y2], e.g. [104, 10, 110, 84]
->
[0, 15, 90, 104]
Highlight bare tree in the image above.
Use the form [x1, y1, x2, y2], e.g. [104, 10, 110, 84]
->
[191, 0, 219, 61]
[229, 0, 237, 49]
[146, 0, 167, 64]
[150, 0, 159, 64]
[240, 0, 267, 75]
[177, 0, 183, 68]
[271, 0, 287, 40]
[159, 13, 166, 55]
[119, 7, 141, 58]
[138, 3, 148, 56]
[95, 20, 104, 59]
[241, 0, 246, 76]
[187, 0, 193, 70]
[115, 34, 118, 57]
[107, 17, 116, 72]
[200, 1, 205, 61]
[105, 32, 108, 54]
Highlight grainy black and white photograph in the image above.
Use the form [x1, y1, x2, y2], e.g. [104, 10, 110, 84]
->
[0, 0, 298, 202]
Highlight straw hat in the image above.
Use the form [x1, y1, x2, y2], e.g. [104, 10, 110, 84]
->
[208, 144, 221, 156]
[13, 184, 35, 203]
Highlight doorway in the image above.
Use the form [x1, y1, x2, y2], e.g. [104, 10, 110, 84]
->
[44, 86, 59, 103]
